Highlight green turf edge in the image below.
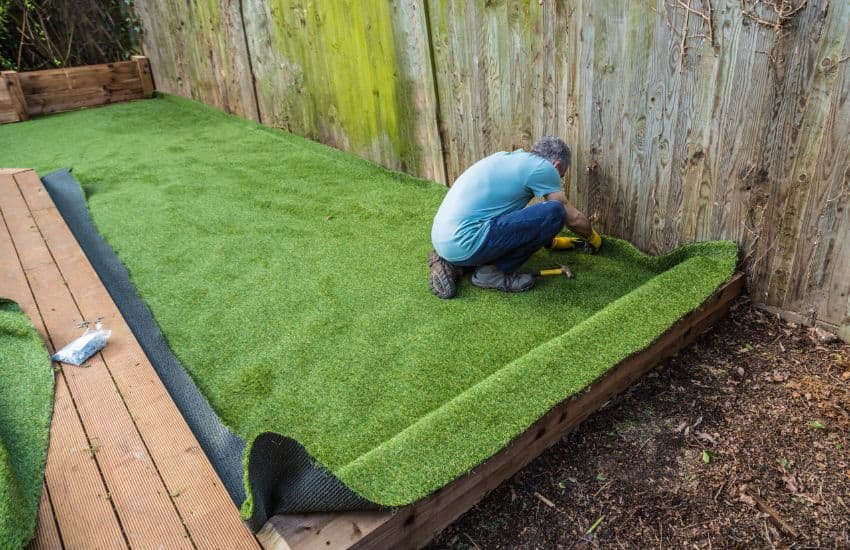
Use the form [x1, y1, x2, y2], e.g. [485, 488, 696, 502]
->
[0, 299, 55, 549]
[241, 240, 737, 513]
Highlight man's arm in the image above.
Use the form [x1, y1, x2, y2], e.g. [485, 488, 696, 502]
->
[545, 190, 592, 237]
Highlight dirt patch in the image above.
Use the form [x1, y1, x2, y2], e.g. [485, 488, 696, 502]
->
[429, 298, 850, 548]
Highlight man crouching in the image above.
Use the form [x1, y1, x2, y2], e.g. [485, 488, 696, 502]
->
[429, 136, 601, 299]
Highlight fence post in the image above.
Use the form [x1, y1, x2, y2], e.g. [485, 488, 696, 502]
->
[1, 71, 29, 122]
[131, 56, 155, 98]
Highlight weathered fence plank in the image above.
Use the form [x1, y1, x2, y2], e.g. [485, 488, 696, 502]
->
[785, 25, 850, 327]
[427, 0, 570, 184]
[237, 0, 443, 181]
[135, 0, 850, 336]
[767, 1, 850, 313]
[757, 2, 842, 307]
[134, 0, 259, 121]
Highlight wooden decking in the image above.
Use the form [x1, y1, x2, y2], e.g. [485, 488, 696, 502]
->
[0, 169, 259, 549]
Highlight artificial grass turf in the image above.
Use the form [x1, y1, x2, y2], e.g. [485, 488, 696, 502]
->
[0, 95, 738, 514]
[0, 300, 54, 549]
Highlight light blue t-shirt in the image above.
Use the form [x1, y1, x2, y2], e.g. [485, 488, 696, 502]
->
[431, 150, 562, 262]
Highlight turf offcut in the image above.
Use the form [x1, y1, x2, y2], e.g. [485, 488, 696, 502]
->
[0, 96, 737, 514]
[0, 300, 54, 548]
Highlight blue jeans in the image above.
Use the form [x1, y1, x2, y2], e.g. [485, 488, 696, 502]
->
[455, 201, 566, 273]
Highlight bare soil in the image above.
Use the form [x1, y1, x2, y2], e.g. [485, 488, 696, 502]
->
[429, 298, 850, 549]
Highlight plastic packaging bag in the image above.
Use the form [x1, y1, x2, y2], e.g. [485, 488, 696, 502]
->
[51, 322, 111, 366]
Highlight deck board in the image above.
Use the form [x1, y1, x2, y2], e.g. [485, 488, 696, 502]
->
[0, 171, 259, 549]
[28, 485, 62, 550]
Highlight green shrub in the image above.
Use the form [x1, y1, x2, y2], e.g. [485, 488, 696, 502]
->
[0, 0, 138, 71]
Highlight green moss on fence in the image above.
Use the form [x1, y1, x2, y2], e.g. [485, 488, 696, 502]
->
[268, 0, 411, 158]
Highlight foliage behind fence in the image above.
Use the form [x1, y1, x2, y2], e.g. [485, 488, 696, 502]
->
[0, 0, 138, 71]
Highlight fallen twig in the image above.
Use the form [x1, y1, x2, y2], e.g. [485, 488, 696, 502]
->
[746, 490, 801, 538]
[586, 515, 605, 537]
[534, 491, 558, 510]
[462, 532, 482, 550]
[714, 478, 729, 502]
[593, 480, 613, 497]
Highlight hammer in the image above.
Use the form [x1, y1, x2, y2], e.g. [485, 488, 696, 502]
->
[534, 263, 574, 279]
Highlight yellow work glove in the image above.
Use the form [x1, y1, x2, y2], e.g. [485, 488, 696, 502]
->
[582, 229, 603, 254]
[550, 236, 582, 250]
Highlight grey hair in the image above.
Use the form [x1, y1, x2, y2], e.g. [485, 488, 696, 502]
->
[530, 136, 571, 168]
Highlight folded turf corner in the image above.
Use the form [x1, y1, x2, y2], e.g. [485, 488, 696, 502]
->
[0, 299, 55, 548]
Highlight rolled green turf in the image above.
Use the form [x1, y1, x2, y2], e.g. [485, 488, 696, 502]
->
[0, 96, 737, 513]
[0, 300, 54, 548]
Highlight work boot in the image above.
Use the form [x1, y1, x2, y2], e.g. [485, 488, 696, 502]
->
[428, 250, 464, 299]
[471, 265, 535, 293]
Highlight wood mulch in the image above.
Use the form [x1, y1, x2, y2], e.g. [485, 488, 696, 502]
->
[429, 297, 850, 549]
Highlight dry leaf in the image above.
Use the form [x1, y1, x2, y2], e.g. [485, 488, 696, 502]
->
[809, 327, 839, 344]
[739, 492, 756, 507]
[695, 431, 718, 445]
[771, 370, 789, 383]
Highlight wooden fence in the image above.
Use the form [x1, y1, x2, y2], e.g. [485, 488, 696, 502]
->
[116, 1, 850, 339]
[0, 56, 154, 123]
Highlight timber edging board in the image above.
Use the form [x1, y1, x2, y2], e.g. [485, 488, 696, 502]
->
[0, 57, 154, 123]
[259, 272, 745, 550]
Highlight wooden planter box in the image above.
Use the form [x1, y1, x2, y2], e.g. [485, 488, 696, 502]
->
[0, 56, 154, 123]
